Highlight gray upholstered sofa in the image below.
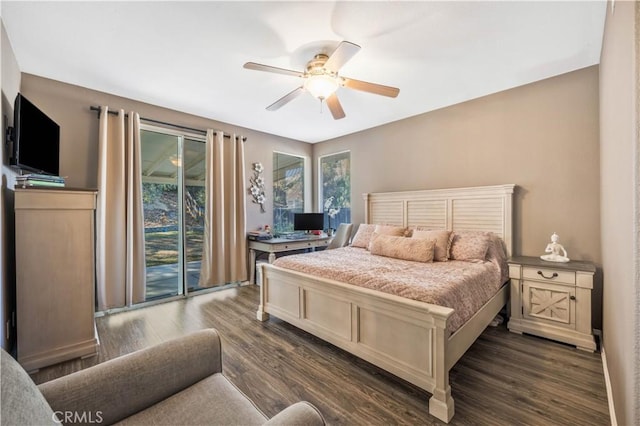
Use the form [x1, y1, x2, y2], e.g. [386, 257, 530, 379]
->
[1, 329, 325, 425]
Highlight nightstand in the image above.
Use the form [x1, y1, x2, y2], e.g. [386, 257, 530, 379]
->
[507, 255, 596, 352]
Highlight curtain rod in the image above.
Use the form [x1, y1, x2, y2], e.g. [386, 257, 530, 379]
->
[89, 106, 246, 141]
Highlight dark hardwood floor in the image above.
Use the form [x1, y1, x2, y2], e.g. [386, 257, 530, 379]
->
[31, 285, 610, 425]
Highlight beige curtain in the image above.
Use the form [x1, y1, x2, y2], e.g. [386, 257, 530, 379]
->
[199, 131, 247, 287]
[96, 107, 146, 310]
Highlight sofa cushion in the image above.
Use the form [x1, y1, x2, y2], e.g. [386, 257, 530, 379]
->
[1, 350, 57, 425]
[264, 402, 326, 425]
[39, 329, 223, 425]
[115, 373, 268, 426]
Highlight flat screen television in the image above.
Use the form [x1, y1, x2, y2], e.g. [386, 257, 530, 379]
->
[293, 213, 324, 232]
[10, 93, 60, 176]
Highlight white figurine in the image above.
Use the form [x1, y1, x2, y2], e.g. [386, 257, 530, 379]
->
[540, 232, 570, 263]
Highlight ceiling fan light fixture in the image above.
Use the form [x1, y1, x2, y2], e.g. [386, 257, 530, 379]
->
[304, 74, 339, 100]
[245, 40, 398, 119]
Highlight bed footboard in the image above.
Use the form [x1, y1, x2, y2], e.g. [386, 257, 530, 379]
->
[257, 263, 456, 423]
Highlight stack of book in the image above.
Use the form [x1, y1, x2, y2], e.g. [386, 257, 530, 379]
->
[16, 173, 66, 189]
[247, 230, 272, 241]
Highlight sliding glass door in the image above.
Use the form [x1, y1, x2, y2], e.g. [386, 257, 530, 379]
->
[183, 138, 207, 292]
[140, 127, 206, 302]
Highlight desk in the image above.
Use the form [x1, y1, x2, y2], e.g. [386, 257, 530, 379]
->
[248, 235, 332, 284]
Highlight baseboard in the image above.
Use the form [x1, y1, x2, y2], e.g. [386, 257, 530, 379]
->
[601, 346, 619, 426]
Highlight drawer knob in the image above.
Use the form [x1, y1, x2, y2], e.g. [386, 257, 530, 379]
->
[537, 271, 558, 279]
[570, 295, 576, 300]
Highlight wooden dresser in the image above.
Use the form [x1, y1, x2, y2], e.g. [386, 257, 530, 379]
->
[507, 255, 596, 352]
[15, 188, 98, 371]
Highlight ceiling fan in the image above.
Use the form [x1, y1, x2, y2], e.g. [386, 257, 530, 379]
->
[243, 41, 400, 120]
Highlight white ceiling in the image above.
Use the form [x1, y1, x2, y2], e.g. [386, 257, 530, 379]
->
[1, 1, 606, 143]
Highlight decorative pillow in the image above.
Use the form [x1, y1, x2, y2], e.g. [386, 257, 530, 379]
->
[412, 230, 453, 262]
[374, 224, 406, 236]
[368, 225, 406, 250]
[369, 233, 435, 263]
[350, 224, 377, 248]
[449, 231, 492, 261]
[351, 224, 406, 249]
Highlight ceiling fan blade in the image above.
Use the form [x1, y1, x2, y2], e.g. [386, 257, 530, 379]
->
[341, 77, 400, 98]
[326, 93, 346, 120]
[324, 41, 361, 73]
[243, 62, 304, 78]
[266, 87, 305, 111]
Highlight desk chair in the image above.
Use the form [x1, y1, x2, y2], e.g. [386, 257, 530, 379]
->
[327, 223, 353, 249]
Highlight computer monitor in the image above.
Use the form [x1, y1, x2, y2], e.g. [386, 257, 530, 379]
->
[293, 213, 324, 232]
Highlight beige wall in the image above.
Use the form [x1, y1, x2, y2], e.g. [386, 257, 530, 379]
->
[1, 20, 21, 350]
[599, 1, 639, 425]
[315, 66, 601, 263]
[19, 74, 312, 234]
[315, 66, 602, 330]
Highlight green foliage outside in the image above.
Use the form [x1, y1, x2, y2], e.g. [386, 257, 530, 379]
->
[321, 153, 351, 210]
[142, 182, 206, 267]
[143, 183, 176, 205]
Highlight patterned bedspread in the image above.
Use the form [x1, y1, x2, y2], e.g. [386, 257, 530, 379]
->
[273, 246, 507, 334]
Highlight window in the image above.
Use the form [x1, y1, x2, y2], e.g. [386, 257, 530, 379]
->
[273, 152, 305, 234]
[319, 151, 351, 230]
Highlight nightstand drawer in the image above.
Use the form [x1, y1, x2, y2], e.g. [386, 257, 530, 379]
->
[522, 281, 575, 329]
[523, 266, 575, 285]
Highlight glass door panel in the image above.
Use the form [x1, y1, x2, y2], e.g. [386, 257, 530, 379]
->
[141, 130, 182, 301]
[183, 138, 206, 292]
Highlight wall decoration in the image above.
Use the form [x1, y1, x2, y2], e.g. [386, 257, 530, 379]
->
[249, 162, 266, 213]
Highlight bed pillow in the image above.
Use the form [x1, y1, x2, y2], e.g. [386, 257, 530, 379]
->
[351, 224, 406, 249]
[350, 224, 377, 248]
[486, 233, 509, 283]
[374, 224, 406, 236]
[449, 231, 492, 261]
[369, 233, 435, 263]
[368, 225, 407, 250]
[412, 230, 453, 262]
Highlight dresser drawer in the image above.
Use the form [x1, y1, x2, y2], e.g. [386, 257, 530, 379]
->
[522, 266, 575, 285]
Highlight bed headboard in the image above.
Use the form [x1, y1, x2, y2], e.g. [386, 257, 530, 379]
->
[363, 184, 516, 256]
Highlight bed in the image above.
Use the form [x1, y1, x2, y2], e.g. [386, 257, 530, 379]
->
[257, 184, 516, 423]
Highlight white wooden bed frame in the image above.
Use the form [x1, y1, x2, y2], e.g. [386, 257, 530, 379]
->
[257, 184, 516, 423]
